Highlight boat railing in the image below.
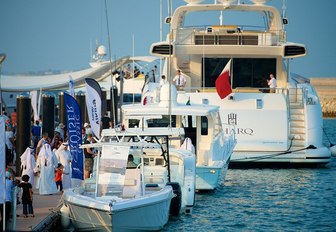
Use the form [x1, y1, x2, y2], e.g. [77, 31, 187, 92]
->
[183, 86, 286, 94]
[287, 87, 308, 107]
[173, 26, 285, 46]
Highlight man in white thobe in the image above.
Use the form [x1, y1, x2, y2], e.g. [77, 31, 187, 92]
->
[55, 143, 72, 190]
[20, 147, 36, 187]
[34, 144, 58, 195]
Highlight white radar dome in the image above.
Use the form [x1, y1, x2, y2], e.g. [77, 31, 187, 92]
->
[97, 45, 107, 56]
[250, 0, 269, 5]
[218, 0, 237, 6]
[184, 0, 204, 5]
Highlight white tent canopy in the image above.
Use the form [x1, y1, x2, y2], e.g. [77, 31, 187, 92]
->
[1, 56, 157, 92]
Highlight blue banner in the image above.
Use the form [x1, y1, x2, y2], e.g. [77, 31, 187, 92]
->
[64, 93, 84, 180]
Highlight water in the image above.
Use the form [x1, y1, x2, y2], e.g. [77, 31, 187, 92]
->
[164, 119, 336, 231]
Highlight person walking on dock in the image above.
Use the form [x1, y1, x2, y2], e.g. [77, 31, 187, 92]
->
[34, 144, 58, 195]
[18, 175, 34, 218]
[20, 147, 36, 188]
[55, 163, 64, 192]
[55, 143, 72, 190]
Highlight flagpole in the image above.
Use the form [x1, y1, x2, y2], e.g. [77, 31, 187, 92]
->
[230, 58, 233, 90]
[168, 0, 172, 129]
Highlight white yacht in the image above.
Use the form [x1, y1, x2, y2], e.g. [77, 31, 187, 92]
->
[61, 128, 196, 231]
[122, 84, 236, 190]
[149, 0, 331, 166]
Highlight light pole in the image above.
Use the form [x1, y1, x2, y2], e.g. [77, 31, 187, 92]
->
[0, 53, 7, 115]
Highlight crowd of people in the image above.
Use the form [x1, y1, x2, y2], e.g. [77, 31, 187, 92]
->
[0, 107, 111, 229]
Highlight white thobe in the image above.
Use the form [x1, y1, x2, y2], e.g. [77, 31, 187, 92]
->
[21, 147, 36, 187]
[35, 144, 58, 195]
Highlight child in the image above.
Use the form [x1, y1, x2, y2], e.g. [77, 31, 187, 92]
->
[55, 163, 63, 192]
[18, 174, 34, 218]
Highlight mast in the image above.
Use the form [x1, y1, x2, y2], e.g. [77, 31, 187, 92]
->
[104, 0, 117, 126]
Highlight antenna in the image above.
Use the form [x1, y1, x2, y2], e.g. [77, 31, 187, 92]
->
[281, 0, 288, 28]
[282, 0, 287, 19]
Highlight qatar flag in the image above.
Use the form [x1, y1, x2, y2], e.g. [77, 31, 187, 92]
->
[215, 59, 232, 99]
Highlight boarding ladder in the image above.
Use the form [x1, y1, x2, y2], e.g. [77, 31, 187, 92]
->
[288, 88, 306, 152]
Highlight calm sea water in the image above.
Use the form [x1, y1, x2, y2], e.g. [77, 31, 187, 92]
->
[164, 119, 336, 231]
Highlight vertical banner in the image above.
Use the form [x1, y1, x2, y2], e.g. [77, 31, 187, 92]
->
[85, 78, 102, 138]
[0, 116, 5, 216]
[64, 93, 84, 180]
[69, 75, 75, 97]
[30, 90, 39, 121]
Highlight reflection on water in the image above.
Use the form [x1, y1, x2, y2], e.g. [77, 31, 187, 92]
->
[164, 119, 336, 231]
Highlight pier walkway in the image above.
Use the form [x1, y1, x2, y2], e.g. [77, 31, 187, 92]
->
[15, 191, 62, 231]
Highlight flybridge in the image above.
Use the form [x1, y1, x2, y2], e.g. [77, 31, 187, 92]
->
[151, 1, 306, 58]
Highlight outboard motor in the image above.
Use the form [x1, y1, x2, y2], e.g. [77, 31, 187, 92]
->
[166, 182, 182, 216]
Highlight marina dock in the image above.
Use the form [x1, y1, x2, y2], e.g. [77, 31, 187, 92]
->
[14, 178, 62, 231]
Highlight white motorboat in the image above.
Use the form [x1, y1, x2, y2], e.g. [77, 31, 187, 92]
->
[150, 0, 331, 166]
[61, 128, 195, 231]
[122, 84, 236, 190]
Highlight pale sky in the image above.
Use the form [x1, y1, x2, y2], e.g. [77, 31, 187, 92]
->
[0, 0, 335, 77]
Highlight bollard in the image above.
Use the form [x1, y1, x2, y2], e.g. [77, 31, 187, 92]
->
[16, 93, 31, 176]
[102, 90, 107, 117]
[42, 93, 55, 141]
[110, 86, 118, 127]
[76, 91, 87, 125]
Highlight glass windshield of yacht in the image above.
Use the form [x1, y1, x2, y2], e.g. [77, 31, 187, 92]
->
[183, 10, 270, 31]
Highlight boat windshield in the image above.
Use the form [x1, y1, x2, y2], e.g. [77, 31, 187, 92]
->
[183, 10, 270, 32]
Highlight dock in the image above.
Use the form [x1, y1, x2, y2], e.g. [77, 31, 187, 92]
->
[11, 175, 63, 232]
[16, 192, 62, 231]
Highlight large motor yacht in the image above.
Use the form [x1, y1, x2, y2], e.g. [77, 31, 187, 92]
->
[150, 0, 331, 165]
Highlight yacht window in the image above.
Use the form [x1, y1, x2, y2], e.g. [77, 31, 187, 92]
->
[122, 94, 142, 105]
[183, 10, 268, 31]
[147, 115, 176, 127]
[201, 116, 208, 135]
[128, 119, 140, 128]
[202, 58, 276, 89]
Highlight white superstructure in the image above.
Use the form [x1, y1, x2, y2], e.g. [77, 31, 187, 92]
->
[150, 0, 331, 165]
[122, 84, 236, 190]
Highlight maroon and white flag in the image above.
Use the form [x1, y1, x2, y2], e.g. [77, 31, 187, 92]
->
[215, 59, 232, 99]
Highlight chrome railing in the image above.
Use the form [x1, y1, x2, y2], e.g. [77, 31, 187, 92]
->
[172, 27, 285, 46]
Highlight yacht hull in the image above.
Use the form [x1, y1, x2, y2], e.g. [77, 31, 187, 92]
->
[62, 187, 173, 231]
[196, 162, 228, 190]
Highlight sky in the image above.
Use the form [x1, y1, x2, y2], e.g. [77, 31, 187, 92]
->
[0, 0, 335, 77]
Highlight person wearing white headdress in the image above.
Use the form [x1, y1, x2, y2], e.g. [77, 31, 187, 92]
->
[55, 143, 72, 190]
[180, 137, 195, 154]
[34, 144, 58, 195]
[20, 147, 36, 187]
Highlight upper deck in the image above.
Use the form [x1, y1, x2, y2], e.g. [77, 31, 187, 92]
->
[151, 2, 306, 58]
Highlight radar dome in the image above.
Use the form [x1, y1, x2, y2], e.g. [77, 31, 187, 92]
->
[183, 0, 204, 4]
[250, 0, 268, 5]
[218, 0, 237, 5]
[97, 45, 107, 56]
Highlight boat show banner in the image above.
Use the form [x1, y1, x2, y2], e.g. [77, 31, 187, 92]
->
[85, 78, 102, 138]
[64, 93, 84, 180]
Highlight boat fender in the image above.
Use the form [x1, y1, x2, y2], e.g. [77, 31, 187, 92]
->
[166, 182, 182, 216]
[60, 205, 71, 229]
[330, 145, 336, 156]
